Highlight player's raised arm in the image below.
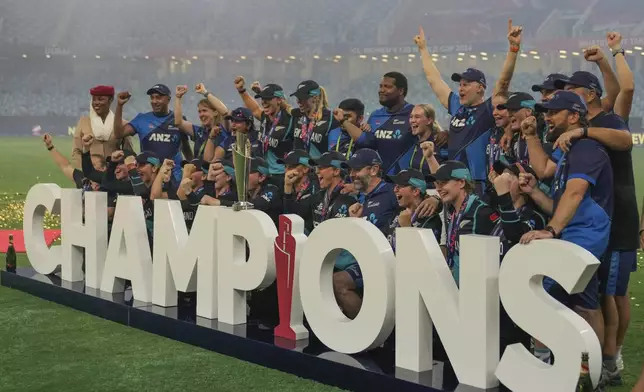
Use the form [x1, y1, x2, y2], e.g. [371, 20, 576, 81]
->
[493, 19, 522, 98]
[583, 45, 620, 113]
[174, 85, 195, 137]
[607, 32, 635, 120]
[234, 76, 263, 121]
[113, 91, 136, 139]
[414, 26, 451, 109]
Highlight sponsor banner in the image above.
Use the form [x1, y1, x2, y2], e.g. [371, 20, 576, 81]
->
[0, 116, 78, 137]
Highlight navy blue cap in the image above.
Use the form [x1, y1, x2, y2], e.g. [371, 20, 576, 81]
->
[255, 84, 286, 99]
[531, 73, 567, 92]
[277, 149, 311, 167]
[290, 80, 321, 99]
[492, 160, 538, 179]
[225, 107, 254, 122]
[534, 90, 588, 114]
[214, 159, 236, 177]
[181, 158, 209, 173]
[427, 161, 472, 182]
[387, 169, 428, 193]
[497, 92, 536, 111]
[135, 151, 161, 167]
[341, 148, 383, 170]
[146, 84, 171, 97]
[553, 71, 603, 96]
[451, 68, 487, 88]
[310, 151, 346, 168]
[250, 157, 270, 176]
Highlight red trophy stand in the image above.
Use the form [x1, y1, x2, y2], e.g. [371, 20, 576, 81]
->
[274, 215, 298, 341]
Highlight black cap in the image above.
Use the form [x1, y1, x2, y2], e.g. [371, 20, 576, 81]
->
[451, 68, 487, 88]
[290, 80, 321, 100]
[181, 158, 210, 173]
[135, 151, 161, 167]
[310, 151, 346, 168]
[277, 149, 311, 167]
[553, 71, 603, 96]
[497, 92, 537, 111]
[534, 91, 587, 114]
[427, 161, 472, 182]
[387, 169, 428, 193]
[146, 84, 171, 96]
[250, 157, 270, 175]
[492, 160, 538, 179]
[341, 148, 383, 170]
[531, 73, 567, 92]
[225, 107, 254, 122]
[254, 84, 286, 99]
[214, 159, 236, 177]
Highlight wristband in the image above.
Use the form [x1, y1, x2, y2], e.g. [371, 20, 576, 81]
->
[582, 127, 588, 138]
[238, 88, 246, 94]
[510, 45, 520, 53]
[202, 91, 209, 97]
[47, 145, 54, 151]
[545, 225, 560, 239]
[612, 48, 625, 57]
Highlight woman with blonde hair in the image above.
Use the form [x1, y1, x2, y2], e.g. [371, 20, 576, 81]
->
[233, 76, 295, 177]
[174, 83, 230, 161]
[290, 80, 349, 160]
[405, 103, 448, 175]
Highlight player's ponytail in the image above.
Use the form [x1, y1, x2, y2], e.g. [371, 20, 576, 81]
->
[280, 99, 292, 115]
[313, 87, 329, 122]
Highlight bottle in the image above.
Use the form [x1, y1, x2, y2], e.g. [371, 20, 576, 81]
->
[576, 352, 593, 391]
[6, 234, 17, 273]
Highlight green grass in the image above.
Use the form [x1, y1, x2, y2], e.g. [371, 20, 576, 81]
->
[1, 135, 644, 391]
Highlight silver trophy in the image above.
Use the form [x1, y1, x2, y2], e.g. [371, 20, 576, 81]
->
[232, 131, 254, 211]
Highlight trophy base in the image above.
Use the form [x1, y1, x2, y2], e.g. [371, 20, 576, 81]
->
[232, 201, 254, 211]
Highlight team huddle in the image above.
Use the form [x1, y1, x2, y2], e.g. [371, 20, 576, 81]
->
[41, 22, 639, 391]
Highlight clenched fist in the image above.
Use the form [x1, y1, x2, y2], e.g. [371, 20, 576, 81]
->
[124, 155, 136, 168]
[583, 46, 604, 63]
[606, 31, 622, 51]
[181, 178, 194, 193]
[349, 202, 364, 218]
[234, 76, 246, 92]
[520, 116, 537, 138]
[82, 134, 94, 149]
[493, 172, 513, 195]
[176, 85, 188, 98]
[117, 91, 131, 106]
[195, 83, 208, 95]
[43, 133, 53, 149]
[111, 150, 124, 162]
[284, 168, 302, 186]
[333, 108, 345, 123]
[250, 81, 262, 95]
[420, 141, 435, 158]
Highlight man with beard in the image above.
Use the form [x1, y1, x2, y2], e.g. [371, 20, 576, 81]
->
[552, 66, 636, 385]
[113, 84, 192, 183]
[414, 21, 521, 195]
[333, 148, 398, 318]
[519, 92, 613, 385]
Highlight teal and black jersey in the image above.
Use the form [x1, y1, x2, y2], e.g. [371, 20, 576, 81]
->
[259, 110, 295, 175]
[292, 108, 346, 160]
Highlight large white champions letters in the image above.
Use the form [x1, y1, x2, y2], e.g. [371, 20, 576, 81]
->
[61, 189, 108, 286]
[152, 201, 219, 319]
[100, 195, 153, 302]
[23, 184, 62, 275]
[24, 186, 603, 391]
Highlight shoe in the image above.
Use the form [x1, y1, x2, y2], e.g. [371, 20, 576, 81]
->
[603, 365, 623, 386]
[616, 352, 624, 372]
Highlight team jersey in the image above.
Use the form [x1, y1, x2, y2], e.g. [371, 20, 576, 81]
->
[551, 139, 613, 258]
[448, 93, 495, 184]
[387, 210, 442, 252]
[491, 193, 548, 259]
[357, 103, 415, 175]
[292, 108, 345, 160]
[284, 182, 356, 234]
[444, 194, 499, 285]
[258, 110, 295, 175]
[129, 111, 184, 182]
[399, 134, 449, 176]
[357, 181, 399, 236]
[192, 124, 230, 160]
[218, 130, 262, 161]
[590, 112, 639, 250]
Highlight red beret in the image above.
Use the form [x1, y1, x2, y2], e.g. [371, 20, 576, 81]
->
[89, 85, 115, 96]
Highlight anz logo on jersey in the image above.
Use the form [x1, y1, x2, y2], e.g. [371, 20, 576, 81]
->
[148, 133, 177, 143]
[374, 129, 402, 140]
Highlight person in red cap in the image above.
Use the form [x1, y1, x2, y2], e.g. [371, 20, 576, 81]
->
[71, 85, 133, 168]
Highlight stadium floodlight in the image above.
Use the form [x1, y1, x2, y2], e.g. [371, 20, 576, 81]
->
[408, 58, 413, 62]
[235, 59, 240, 63]
[393, 56, 398, 60]
[145, 55, 150, 59]
[240, 55, 247, 60]
[560, 55, 567, 59]
[266, 56, 273, 60]
[431, 53, 438, 58]
[72, 55, 76, 59]
[635, 46, 642, 51]
[335, 55, 342, 59]
[441, 55, 447, 59]
[408, 54, 415, 58]
[333, 59, 339, 63]
[481, 57, 488, 61]
[626, 49, 633, 54]
[641, 52, 644, 56]
[457, 57, 463, 62]
[382, 54, 388, 58]
[289, 56, 296, 60]
[192, 56, 198, 60]
[95, 55, 101, 59]
[382, 58, 388, 63]
[572, 52, 580, 56]
[359, 55, 367, 59]
[520, 53, 528, 58]
[219, 56, 224, 60]
[559, 50, 567, 54]
[285, 59, 290, 63]
[529, 50, 538, 55]
[469, 54, 476, 59]
[432, 58, 439, 62]
[372, 56, 378, 61]
[122, 55, 127, 59]
[533, 55, 540, 60]
[22, 54, 27, 58]
[458, 52, 465, 56]
[313, 55, 320, 59]
[46, 54, 51, 59]
[171, 56, 176, 60]
[480, 52, 487, 56]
